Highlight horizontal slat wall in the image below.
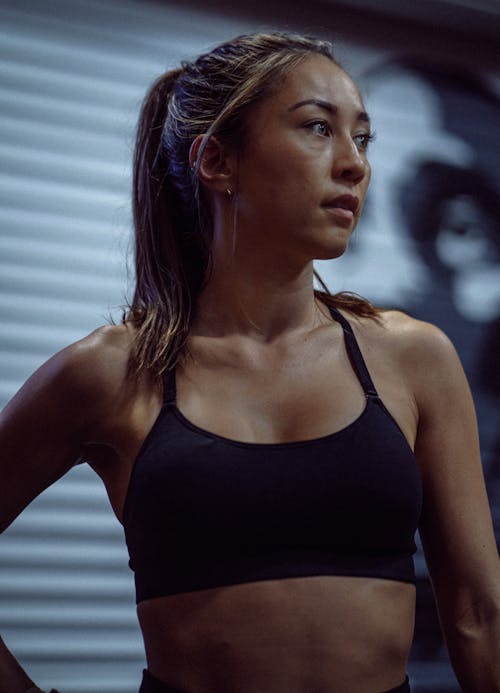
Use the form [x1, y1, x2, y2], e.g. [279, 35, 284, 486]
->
[0, 2, 248, 692]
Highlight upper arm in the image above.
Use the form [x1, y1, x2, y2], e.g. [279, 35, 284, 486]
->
[407, 321, 500, 622]
[0, 326, 131, 533]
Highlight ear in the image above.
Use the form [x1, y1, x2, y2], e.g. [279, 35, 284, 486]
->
[189, 134, 236, 194]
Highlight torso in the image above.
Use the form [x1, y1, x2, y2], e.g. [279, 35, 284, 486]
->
[83, 306, 420, 692]
[137, 576, 415, 693]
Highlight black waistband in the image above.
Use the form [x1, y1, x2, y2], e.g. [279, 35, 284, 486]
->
[138, 669, 410, 693]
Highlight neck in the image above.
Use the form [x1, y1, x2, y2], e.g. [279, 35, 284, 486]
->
[192, 196, 336, 341]
[193, 244, 328, 342]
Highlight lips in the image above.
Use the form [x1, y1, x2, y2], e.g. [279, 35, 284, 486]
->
[322, 194, 359, 214]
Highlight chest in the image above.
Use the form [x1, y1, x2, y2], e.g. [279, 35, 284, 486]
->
[174, 337, 413, 447]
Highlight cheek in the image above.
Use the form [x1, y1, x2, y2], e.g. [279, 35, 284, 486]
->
[241, 155, 314, 211]
[366, 162, 372, 184]
[264, 172, 318, 221]
[237, 134, 324, 220]
[266, 150, 320, 202]
[357, 163, 371, 210]
[363, 161, 372, 189]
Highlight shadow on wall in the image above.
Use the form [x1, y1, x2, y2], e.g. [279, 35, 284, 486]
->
[354, 57, 500, 689]
[361, 57, 500, 482]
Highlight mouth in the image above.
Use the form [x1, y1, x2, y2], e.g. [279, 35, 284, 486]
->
[321, 194, 359, 226]
[321, 194, 359, 214]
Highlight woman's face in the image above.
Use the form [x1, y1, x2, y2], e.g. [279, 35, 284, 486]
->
[233, 54, 372, 263]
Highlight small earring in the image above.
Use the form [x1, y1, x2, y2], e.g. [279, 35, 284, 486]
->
[225, 187, 233, 200]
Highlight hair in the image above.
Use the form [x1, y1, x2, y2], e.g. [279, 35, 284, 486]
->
[125, 31, 379, 379]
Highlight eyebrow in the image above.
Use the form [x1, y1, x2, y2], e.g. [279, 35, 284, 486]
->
[288, 99, 371, 124]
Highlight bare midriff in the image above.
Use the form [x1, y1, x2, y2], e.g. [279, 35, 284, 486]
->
[137, 574, 415, 693]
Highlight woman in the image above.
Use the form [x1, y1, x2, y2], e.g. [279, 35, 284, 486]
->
[1, 32, 499, 693]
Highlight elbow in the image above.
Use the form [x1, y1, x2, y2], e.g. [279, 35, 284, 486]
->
[444, 598, 500, 692]
[450, 595, 500, 642]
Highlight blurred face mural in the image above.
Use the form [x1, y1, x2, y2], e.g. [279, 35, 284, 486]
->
[317, 59, 500, 480]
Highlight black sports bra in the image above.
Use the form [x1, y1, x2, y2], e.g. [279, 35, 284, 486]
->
[123, 306, 422, 604]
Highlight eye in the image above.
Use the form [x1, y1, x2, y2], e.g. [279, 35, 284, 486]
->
[305, 120, 332, 137]
[354, 130, 376, 152]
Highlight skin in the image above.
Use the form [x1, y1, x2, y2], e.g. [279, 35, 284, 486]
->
[1, 55, 499, 693]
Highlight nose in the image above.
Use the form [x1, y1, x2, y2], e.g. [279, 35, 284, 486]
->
[332, 136, 369, 185]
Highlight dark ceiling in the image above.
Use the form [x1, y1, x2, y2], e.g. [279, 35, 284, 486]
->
[172, 0, 500, 71]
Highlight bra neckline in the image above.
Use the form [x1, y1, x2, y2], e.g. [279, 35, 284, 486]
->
[169, 396, 374, 449]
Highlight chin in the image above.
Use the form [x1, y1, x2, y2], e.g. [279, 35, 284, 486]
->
[313, 238, 350, 261]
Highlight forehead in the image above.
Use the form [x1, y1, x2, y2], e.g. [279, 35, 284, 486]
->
[266, 55, 365, 114]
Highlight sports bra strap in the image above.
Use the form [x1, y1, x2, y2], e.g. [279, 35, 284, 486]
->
[162, 368, 177, 404]
[327, 306, 380, 400]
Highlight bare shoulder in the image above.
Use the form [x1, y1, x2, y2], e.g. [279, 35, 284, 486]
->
[354, 309, 470, 416]
[1, 322, 140, 439]
[376, 309, 455, 356]
[382, 309, 461, 375]
[58, 322, 136, 398]
[17, 323, 136, 417]
[349, 308, 458, 365]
